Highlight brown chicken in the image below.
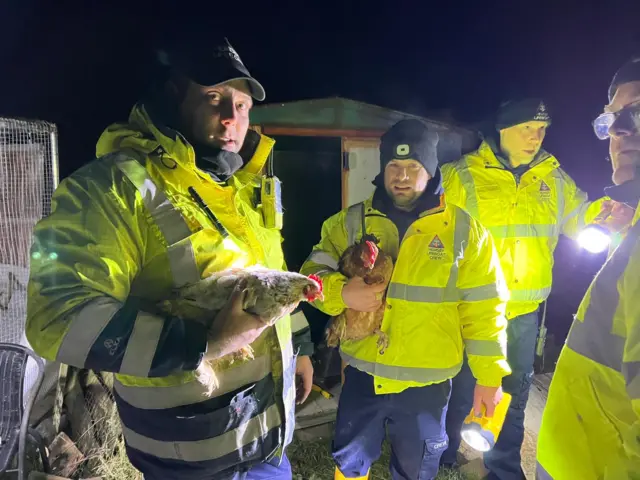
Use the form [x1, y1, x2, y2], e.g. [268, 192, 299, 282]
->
[158, 266, 323, 394]
[326, 236, 394, 352]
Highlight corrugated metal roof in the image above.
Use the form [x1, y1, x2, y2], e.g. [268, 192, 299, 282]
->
[251, 96, 475, 138]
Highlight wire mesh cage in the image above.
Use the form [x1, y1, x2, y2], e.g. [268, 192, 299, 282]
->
[0, 117, 59, 403]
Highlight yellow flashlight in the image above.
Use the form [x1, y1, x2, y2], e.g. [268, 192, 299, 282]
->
[577, 223, 611, 254]
[460, 392, 512, 452]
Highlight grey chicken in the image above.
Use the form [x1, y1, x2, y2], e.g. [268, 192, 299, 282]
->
[158, 266, 323, 394]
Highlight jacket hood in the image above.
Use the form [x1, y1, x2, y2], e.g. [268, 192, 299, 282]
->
[95, 103, 272, 176]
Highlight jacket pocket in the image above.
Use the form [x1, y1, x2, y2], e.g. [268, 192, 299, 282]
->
[419, 436, 449, 480]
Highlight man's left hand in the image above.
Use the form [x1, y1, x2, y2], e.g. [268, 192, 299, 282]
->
[473, 384, 503, 417]
[295, 355, 314, 404]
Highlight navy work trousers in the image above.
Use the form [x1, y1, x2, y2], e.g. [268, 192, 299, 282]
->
[333, 366, 451, 480]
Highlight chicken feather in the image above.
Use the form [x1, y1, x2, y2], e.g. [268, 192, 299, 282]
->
[327, 238, 394, 352]
[157, 266, 323, 395]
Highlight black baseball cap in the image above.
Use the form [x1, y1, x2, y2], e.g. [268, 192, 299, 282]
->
[156, 35, 266, 101]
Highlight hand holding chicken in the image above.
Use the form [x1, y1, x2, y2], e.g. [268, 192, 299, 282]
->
[158, 266, 323, 395]
[326, 237, 393, 352]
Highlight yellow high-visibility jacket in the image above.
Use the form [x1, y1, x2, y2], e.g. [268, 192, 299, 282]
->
[442, 141, 606, 319]
[300, 194, 511, 393]
[536, 202, 640, 479]
[26, 104, 309, 478]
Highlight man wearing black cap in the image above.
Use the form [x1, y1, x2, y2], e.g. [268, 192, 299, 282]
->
[439, 99, 627, 479]
[537, 56, 640, 480]
[25, 35, 313, 479]
[301, 119, 510, 479]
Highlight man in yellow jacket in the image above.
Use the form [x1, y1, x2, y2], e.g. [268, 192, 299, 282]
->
[537, 57, 640, 479]
[26, 34, 313, 480]
[440, 99, 609, 479]
[301, 119, 511, 480]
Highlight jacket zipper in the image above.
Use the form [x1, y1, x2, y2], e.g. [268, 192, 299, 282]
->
[188, 186, 229, 238]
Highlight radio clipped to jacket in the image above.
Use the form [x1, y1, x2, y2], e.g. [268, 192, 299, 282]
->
[261, 151, 283, 230]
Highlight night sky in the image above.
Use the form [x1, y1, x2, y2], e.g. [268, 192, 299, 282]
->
[1, 1, 639, 350]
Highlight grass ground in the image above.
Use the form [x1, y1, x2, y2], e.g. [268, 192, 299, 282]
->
[288, 438, 476, 480]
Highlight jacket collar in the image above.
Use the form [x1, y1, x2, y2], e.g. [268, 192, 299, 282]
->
[95, 103, 273, 177]
[474, 140, 559, 176]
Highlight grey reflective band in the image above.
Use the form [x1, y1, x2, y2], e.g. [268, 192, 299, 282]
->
[306, 251, 339, 271]
[460, 283, 508, 302]
[509, 287, 552, 302]
[464, 338, 506, 357]
[290, 310, 309, 333]
[488, 224, 556, 239]
[56, 297, 122, 367]
[341, 351, 462, 384]
[443, 209, 471, 299]
[623, 361, 640, 399]
[388, 280, 506, 304]
[121, 403, 282, 462]
[114, 355, 273, 409]
[551, 169, 566, 235]
[119, 311, 165, 377]
[115, 153, 200, 288]
[388, 283, 449, 302]
[279, 336, 297, 448]
[346, 202, 365, 246]
[536, 462, 553, 480]
[457, 159, 479, 218]
[567, 221, 640, 375]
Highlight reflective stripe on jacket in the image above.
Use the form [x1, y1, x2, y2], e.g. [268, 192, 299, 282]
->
[26, 103, 304, 477]
[442, 141, 606, 318]
[301, 195, 511, 393]
[536, 203, 640, 479]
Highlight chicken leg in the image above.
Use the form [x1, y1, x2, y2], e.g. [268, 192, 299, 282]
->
[375, 329, 389, 354]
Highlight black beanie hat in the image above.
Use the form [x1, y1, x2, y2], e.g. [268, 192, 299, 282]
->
[495, 98, 551, 131]
[609, 56, 640, 102]
[379, 119, 439, 177]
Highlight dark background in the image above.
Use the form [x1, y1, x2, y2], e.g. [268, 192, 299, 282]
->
[1, 0, 638, 356]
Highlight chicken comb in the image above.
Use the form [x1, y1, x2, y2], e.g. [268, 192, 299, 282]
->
[364, 240, 379, 266]
[308, 274, 323, 293]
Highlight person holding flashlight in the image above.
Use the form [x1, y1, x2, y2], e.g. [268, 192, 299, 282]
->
[439, 99, 625, 479]
[537, 56, 640, 480]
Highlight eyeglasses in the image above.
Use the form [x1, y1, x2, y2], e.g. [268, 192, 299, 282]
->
[593, 101, 640, 140]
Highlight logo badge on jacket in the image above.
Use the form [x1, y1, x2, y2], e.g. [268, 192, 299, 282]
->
[428, 235, 445, 260]
[539, 181, 552, 200]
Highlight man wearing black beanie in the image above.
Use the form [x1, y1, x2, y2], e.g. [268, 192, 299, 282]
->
[440, 98, 630, 480]
[302, 119, 511, 479]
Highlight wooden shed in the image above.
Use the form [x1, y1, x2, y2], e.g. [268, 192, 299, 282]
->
[250, 96, 479, 273]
